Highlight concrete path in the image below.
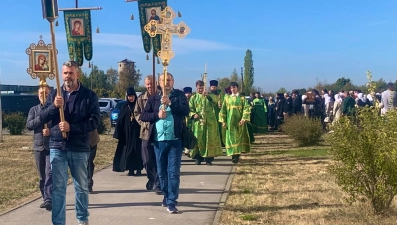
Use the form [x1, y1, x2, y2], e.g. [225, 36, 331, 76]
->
[0, 155, 233, 225]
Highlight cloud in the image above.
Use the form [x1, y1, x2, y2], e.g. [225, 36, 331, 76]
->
[0, 31, 240, 54]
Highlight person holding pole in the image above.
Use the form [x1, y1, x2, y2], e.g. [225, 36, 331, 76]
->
[26, 84, 52, 211]
[40, 60, 100, 225]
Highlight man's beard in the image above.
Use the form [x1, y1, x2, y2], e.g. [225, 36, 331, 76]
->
[64, 80, 75, 88]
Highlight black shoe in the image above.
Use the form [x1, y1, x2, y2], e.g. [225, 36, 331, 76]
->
[195, 159, 201, 165]
[44, 202, 52, 211]
[206, 161, 213, 165]
[136, 170, 142, 176]
[154, 187, 162, 195]
[146, 181, 154, 190]
[89, 186, 93, 193]
[127, 171, 135, 176]
[39, 202, 46, 208]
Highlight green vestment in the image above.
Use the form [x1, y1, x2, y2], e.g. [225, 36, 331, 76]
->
[208, 90, 226, 146]
[219, 94, 251, 156]
[189, 94, 223, 158]
[251, 98, 268, 134]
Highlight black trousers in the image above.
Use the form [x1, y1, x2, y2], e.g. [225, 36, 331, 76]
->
[34, 150, 52, 203]
[88, 145, 97, 188]
[141, 140, 159, 187]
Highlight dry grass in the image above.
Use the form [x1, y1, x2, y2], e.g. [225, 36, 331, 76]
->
[0, 134, 117, 214]
[219, 134, 397, 225]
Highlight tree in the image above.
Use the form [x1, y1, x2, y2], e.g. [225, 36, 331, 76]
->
[243, 49, 254, 94]
[117, 66, 142, 96]
[79, 71, 90, 88]
[106, 67, 118, 88]
[276, 87, 287, 94]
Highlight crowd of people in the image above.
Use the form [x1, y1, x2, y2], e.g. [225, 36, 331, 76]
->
[247, 82, 397, 131]
[25, 60, 396, 225]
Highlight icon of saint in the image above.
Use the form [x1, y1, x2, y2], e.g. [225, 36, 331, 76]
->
[35, 54, 49, 71]
[71, 20, 83, 36]
[149, 9, 161, 23]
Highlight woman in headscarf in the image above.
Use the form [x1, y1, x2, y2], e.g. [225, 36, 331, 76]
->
[113, 87, 143, 176]
[332, 93, 343, 125]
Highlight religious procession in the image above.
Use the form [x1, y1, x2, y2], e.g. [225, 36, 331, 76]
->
[1, 0, 396, 225]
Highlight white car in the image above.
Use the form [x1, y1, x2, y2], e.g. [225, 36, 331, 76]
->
[98, 98, 117, 117]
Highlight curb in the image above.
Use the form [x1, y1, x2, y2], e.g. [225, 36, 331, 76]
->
[0, 164, 112, 217]
[211, 165, 236, 225]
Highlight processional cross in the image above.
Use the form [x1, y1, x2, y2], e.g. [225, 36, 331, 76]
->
[144, 6, 190, 98]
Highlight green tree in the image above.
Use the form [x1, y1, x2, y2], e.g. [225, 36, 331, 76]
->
[106, 67, 118, 88]
[243, 49, 254, 94]
[276, 87, 287, 94]
[79, 71, 90, 88]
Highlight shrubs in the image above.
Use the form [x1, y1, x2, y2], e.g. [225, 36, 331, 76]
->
[280, 114, 323, 146]
[97, 116, 111, 134]
[327, 107, 397, 214]
[3, 112, 26, 135]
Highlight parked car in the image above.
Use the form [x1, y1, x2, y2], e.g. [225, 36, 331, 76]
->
[98, 98, 117, 117]
[111, 100, 127, 127]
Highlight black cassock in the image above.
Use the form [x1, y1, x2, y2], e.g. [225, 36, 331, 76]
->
[113, 103, 143, 172]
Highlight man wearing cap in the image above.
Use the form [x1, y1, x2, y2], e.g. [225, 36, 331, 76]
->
[208, 80, 226, 146]
[183, 87, 193, 156]
[189, 80, 223, 165]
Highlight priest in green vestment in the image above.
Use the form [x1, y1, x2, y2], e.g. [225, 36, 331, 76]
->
[209, 80, 226, 147]
[251, 92, 268, 134]
[183, 87, 194, 156]
[189, 80, 223, 165]
[219, 82, 251, 163]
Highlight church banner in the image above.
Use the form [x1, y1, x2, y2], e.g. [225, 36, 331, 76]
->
[63, 10, 93, 66]
[138, 0, 167, 56]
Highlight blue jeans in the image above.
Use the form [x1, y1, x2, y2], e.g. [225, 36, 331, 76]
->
[154, 139, 183, 206]
[50, 149, 90, 225]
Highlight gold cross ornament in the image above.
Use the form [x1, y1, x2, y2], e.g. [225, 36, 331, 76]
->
[144, 6, 190, 64]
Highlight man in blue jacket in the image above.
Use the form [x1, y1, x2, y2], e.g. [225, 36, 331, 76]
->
[140, 72, 189, 214]
[40, 60, 100, 225]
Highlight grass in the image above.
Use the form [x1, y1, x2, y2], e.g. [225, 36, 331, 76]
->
[0, 134, 117, 214]
[219, 134, 397, 225]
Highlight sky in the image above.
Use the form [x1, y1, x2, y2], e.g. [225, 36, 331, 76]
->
[0, 0, 396, 92]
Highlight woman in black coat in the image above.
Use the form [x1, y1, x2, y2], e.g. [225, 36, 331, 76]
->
[113, 87, 143, 176]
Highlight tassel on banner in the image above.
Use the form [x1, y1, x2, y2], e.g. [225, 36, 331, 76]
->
[130, 13, 134, 20]
[96, 26, 100, 33]
[146, 54, 149, 60]
[88, 61, 91, 68]
[55, 20, 59, 26]
[157, 57, 160, 64]
[178, 10, 182, 17]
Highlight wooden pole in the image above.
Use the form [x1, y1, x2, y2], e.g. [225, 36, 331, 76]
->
[49, 21, 67, 138]
[152, 51, 156, 95]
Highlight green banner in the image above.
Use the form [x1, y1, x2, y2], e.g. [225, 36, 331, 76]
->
[138, 0, 167, 56]
[63, 10, 93, 66]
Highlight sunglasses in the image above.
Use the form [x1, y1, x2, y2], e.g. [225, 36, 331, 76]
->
[63, 60, 79, 67]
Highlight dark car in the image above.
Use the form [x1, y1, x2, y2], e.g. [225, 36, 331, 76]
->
[111, 100, 127, 127]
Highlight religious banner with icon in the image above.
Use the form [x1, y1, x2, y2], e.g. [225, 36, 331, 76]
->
[63, 10, 93, 66]
[138, 0, 167, 56]
[25, 36, 56, 86]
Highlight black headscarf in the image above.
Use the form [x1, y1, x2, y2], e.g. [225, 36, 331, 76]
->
[126, 87, 137, 108]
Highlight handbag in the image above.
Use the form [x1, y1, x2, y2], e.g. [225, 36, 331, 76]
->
[182, 123, 197, 149]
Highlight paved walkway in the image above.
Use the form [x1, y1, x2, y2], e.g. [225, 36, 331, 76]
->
[0, 155, 233, 225]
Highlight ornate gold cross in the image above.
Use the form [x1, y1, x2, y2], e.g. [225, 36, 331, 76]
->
[144, 6, 190, 66]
